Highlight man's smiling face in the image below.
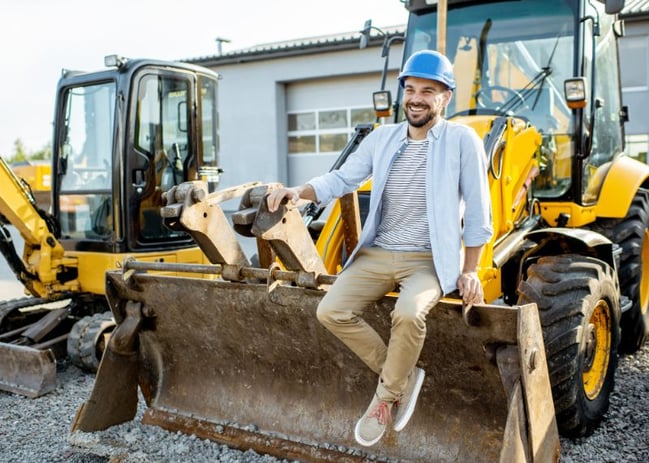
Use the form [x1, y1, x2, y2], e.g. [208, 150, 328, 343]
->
[402, 77, 452, 130]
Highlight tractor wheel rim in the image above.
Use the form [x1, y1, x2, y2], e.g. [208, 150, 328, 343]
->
[582, 300, 611, 400]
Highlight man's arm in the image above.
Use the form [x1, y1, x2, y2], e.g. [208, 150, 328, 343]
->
[456, 127, 492, 305]
[457, 245, 485, 304]
[267, 125, 395, 214]
[462, 245, 483, 274]
[267, 130, 378, 213]
[459, 129, 493, 247]
[267, 184, 317, 212]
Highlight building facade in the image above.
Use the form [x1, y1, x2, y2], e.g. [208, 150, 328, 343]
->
[621, 1, 649, 162]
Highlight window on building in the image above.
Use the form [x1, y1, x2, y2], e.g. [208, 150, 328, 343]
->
[620, 35, 649, 91]
[626, 134, 649, 164]
[288, 107, 374, 155]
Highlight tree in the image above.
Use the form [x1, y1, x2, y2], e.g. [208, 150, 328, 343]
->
[30, 143, 52, 161]
[9, 138, 28, 164]
[5, 138, 51, 164]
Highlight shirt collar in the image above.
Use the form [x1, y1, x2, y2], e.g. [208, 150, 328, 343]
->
[398, 122, 409, 143]
[428, 118, 446, 140]
[399, 118, 447, 143]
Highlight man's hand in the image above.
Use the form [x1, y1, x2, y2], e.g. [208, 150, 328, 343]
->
[267, 187, 300, 212]
[457, 271, 484, 305]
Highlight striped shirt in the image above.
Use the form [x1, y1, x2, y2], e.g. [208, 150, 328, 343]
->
[374, 139, 430, 250]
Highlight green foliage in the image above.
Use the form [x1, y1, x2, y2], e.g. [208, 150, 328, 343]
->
[30, 144, 52, 161]
[8, 139, 28, 163]
[5, 138, 52, 164]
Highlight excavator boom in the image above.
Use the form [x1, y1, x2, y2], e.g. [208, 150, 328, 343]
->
[0, 156, 72, 296]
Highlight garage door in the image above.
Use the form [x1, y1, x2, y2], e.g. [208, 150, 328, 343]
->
[285, 72, 397, 186]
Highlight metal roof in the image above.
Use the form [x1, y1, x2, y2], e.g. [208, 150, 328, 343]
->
[622, 0, 649, 17]
[187, 25, 405, 66]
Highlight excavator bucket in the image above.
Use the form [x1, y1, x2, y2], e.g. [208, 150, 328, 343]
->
[0, 344, 56, 397]
[71, 182, 560, 462]
[0, 301, 71, 397]
[73, 269, 559, 462]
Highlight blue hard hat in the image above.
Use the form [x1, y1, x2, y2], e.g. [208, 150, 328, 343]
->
[398, 50, 456, 90]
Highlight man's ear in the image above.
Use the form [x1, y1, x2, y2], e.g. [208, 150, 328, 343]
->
[443, 90, 453, 106]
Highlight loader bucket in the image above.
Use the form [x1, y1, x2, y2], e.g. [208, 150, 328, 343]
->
[72, 264, 560, 463]
[0, 302, 71, 397]
[0, 344, 56, 397]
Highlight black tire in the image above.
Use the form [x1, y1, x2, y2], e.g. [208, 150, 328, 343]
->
[591, 188, 649, 353]
[517, 254, 621, 437]
[67, 311, 115, 372]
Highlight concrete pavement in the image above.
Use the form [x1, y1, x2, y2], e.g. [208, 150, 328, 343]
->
[1, 225, 27, 299]
[0, 280, 27, 299]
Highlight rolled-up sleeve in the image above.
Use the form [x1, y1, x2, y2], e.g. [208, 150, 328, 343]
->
[307, 129, 378, 205]
[460, 129, 493, 247]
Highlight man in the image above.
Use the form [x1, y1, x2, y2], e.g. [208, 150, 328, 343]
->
[267, 50, 493, 447]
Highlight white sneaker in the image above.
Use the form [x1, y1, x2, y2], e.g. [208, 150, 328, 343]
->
[354, 394, 393, 446]
[393, 367, 425, 432]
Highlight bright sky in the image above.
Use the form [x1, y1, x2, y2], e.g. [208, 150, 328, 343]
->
[0, 0, 408, 158]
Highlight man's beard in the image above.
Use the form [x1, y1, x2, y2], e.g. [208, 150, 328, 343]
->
[405, 105, 436, 128]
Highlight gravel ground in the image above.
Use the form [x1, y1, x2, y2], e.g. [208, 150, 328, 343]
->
[0, 360, 295, 463]
[0, 344, 647, 463]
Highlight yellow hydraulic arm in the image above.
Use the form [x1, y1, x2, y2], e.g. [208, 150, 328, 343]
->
[0, 156, 77, 297]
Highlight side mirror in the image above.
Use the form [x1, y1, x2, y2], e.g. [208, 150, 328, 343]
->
[613, 19, 625, 38]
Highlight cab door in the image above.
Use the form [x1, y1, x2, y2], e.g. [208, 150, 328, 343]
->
[125, 68, 197, 252]
[54, 78, 117, 252]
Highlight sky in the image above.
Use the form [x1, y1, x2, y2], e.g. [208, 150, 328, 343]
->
[0, 0, 408, 158]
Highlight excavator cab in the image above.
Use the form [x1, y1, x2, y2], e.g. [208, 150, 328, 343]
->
[53, 56, 221, 257]
[45, 56, 222, 297]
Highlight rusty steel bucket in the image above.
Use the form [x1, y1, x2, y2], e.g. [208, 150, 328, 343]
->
[0, 303, 71, 397]
[0, 343, 57, 397]
[71, 261, 559, 463]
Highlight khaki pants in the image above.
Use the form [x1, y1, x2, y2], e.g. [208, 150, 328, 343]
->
[317, 246, 442, 401]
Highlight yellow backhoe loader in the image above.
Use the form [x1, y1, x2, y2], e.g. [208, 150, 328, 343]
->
[0, 55, 223, 397]
[72, 0, 648, 461]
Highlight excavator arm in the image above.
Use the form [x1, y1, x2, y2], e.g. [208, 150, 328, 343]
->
[0, 156, 82, 397]
[0, 156, 78, 297]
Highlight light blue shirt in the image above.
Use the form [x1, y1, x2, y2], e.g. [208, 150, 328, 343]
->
[308, 119, 493, 294]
